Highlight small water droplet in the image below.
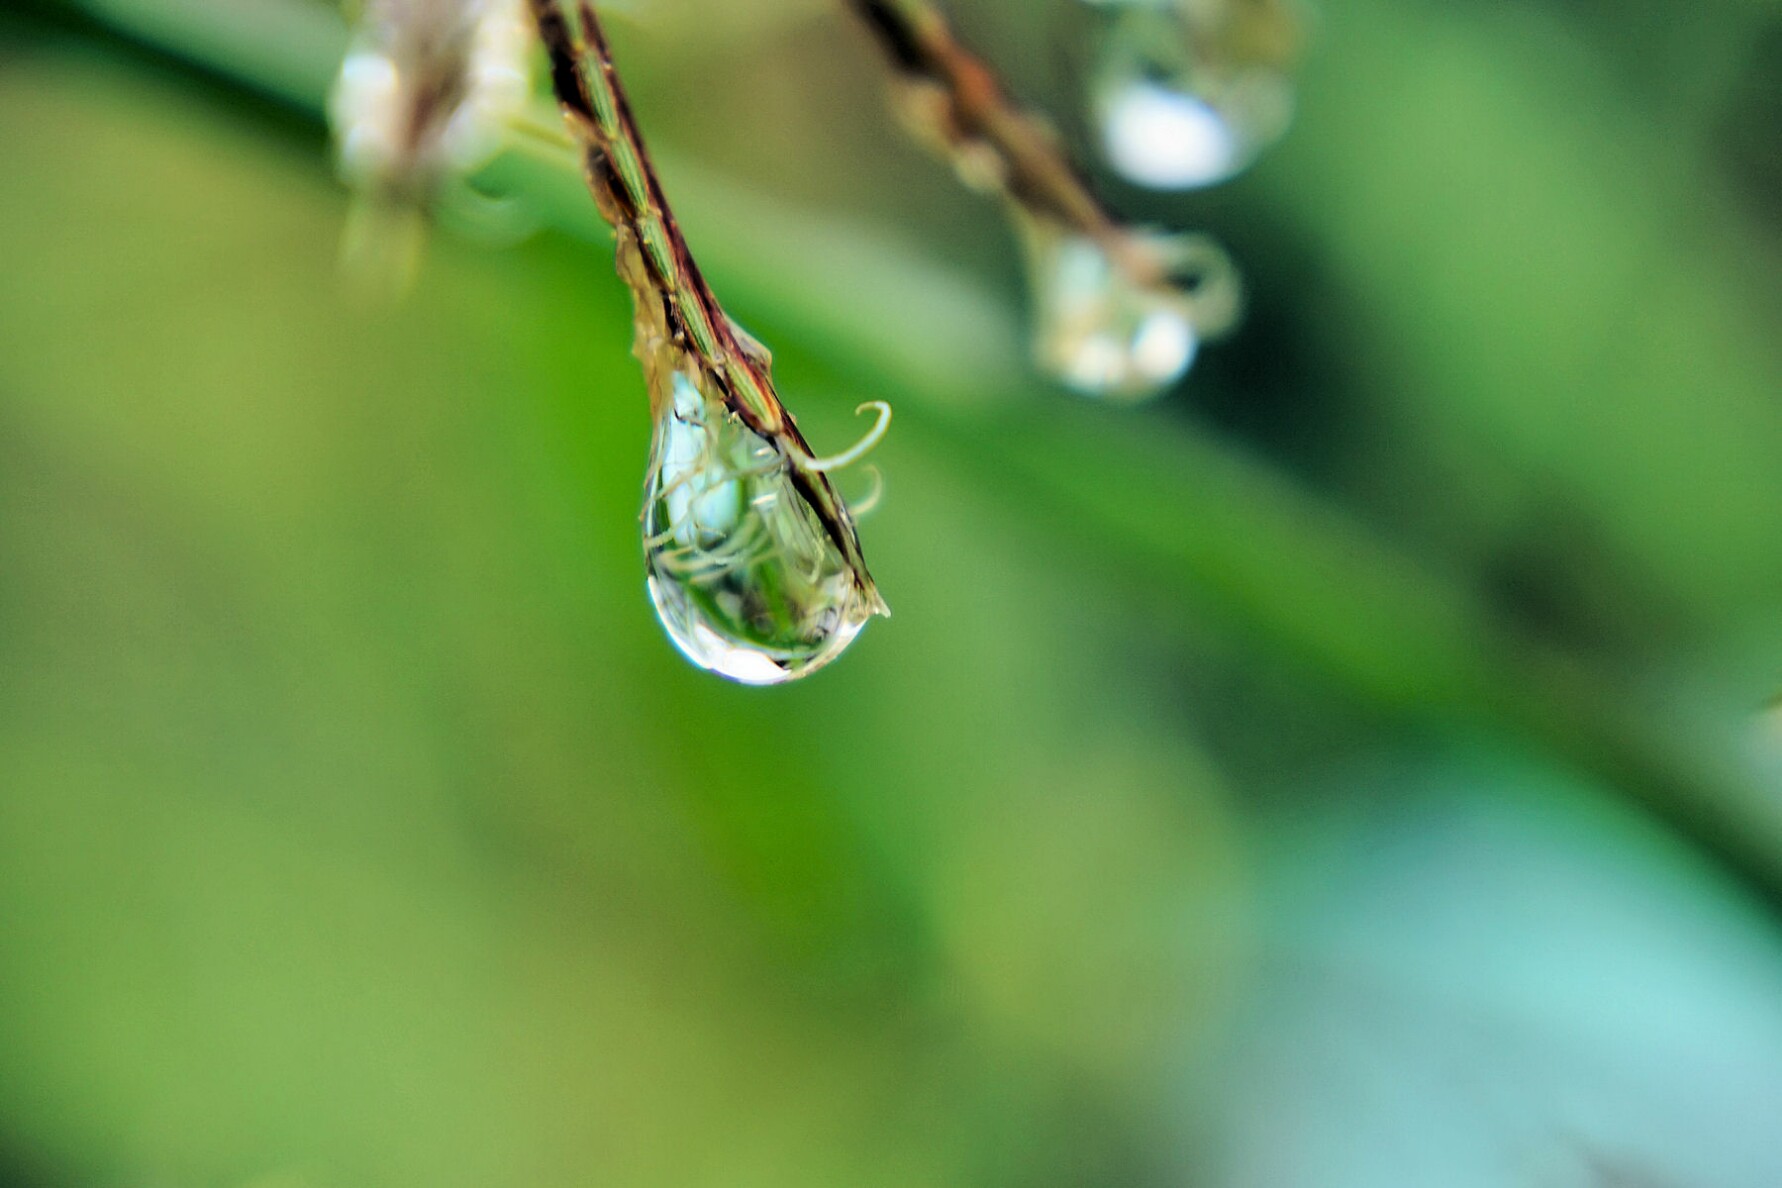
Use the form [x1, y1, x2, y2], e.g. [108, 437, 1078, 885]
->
[1021, 218, 1240, 401]
[1087, 0, 1300, 190]
[644, 375, 881, 685]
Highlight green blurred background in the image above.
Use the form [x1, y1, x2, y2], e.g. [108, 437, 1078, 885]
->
[2, 0, 1781, 1184]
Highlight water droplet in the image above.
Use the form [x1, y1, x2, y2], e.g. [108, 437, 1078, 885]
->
[1021, 217, 1241, 402]
[1086, 0, 1301, 190]
[644, 375, 882, 686]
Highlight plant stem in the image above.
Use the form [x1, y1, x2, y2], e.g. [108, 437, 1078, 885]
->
[844, 0, 1192, 290]
[527, 0, 881, 607]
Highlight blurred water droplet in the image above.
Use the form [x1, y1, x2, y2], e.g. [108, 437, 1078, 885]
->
[1085, 0, 1301, 190]
[644, 375, 881, 685]
[1022, 218, 1240, 401]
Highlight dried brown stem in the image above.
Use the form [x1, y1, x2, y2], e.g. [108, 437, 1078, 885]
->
[527, 0, 882, 607]
[846, 0, 1167, 286]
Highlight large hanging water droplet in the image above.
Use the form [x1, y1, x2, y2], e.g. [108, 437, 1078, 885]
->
[1085, 0, 1301, 190]
[1021, 216, 1241, 402]
[644, 374, 882, 686]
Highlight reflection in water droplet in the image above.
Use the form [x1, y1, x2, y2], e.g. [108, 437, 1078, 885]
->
[644, 375, 880, 686]
[1022, 218, 1240, 402]
[1086, 0, 1301, 190]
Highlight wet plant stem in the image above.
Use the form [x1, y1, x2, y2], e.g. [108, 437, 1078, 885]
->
[526, 0, 880, 607]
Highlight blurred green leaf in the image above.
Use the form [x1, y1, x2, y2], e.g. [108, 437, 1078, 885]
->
[2, 1, 1781, 1185]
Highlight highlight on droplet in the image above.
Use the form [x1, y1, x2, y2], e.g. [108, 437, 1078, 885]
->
[1085, 0, 1302, 191]
[1099, 78, 1240, 190]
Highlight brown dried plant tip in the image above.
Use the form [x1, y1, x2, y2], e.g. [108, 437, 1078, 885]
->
[330, 0, 532, 286]
[848, 0, 1243, 402]
[529, 0, 889, 686]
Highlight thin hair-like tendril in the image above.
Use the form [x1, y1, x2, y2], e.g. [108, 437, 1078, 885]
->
[801, 402, 894, 474]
